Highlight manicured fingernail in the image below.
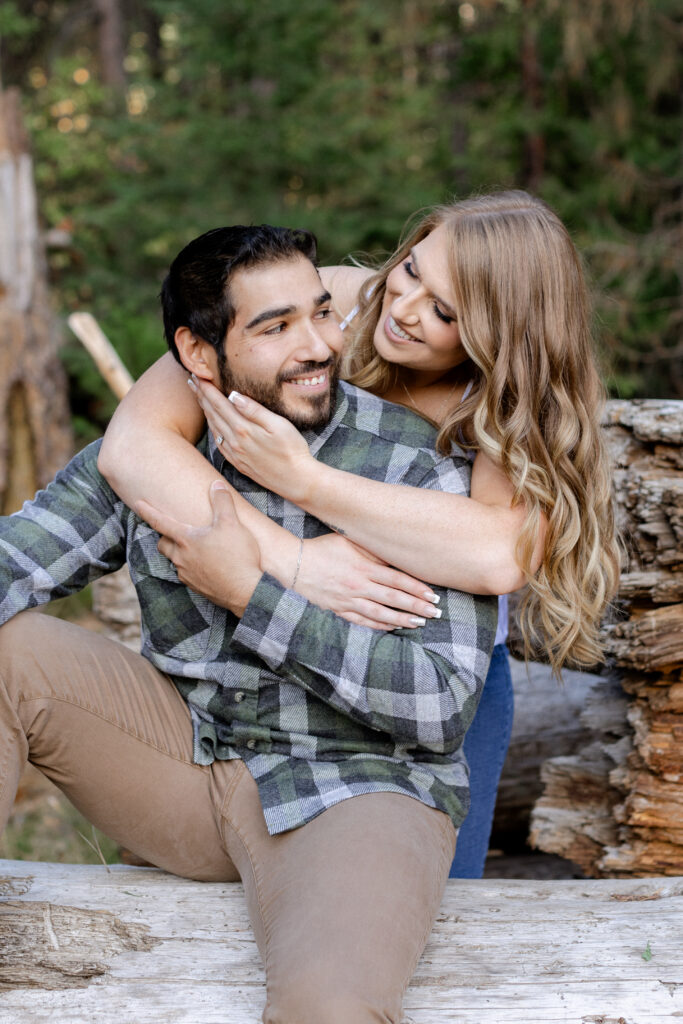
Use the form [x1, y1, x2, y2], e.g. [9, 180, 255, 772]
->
[425, 592, 440, 604]
[409, 616, 426, 627]
[187, 377, 197, 391]
[229, 390, 246, 406]
[428, 608, 442, 619]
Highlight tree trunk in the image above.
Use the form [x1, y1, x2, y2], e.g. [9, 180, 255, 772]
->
[94, 0, 127, 93]
[0, 87, 72, 514]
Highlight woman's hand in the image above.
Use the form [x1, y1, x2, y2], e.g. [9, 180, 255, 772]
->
[189, 376, 316, 504]
[295, 534, 441, 631]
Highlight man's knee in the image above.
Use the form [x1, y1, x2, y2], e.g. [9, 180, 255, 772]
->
[264, 964, 401, 1024]
[0, 610, 36, 650]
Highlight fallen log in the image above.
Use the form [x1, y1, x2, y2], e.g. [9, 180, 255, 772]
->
[0, 859, 681, 1023]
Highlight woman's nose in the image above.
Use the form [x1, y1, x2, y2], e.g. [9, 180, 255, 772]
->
[391, 288, 421, 324]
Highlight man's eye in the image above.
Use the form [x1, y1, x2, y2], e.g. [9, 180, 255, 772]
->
[264, 322, 287, 335]
[402, 260, 417, 279]
[315, 307, 332, 319]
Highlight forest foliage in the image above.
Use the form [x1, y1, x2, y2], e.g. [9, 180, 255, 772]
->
[0, 0, 680, 439]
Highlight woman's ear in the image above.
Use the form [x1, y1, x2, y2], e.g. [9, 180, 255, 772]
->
[174, 326, 219, 382]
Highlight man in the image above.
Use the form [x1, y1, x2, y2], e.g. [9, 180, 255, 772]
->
[0, 225, 495, 1023]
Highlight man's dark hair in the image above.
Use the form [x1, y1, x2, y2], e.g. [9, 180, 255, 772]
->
[161, 225, 318, 363]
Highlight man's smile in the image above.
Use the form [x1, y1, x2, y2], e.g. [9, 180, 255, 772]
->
[284, 371, 329, 389]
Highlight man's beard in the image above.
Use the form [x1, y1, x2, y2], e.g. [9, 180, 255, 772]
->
[218, 354, 340, 431]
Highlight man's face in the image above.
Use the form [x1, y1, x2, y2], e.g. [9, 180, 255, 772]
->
[218, 255, 344, 431]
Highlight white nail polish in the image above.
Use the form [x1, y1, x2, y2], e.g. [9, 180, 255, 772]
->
[228, 390, 242, 404]
[425, 593, 440, 604]
[431, 608, 442, 619]
[409, 616, 427, 626]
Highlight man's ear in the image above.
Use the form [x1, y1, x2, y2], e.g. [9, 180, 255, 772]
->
[174, 326, 219, 383]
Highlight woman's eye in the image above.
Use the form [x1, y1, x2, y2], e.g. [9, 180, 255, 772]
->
[402, 260, 417, 279]
[433, 303, 455, 325]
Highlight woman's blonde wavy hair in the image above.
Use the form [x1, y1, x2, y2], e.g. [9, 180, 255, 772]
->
[346, 190, 621, 673]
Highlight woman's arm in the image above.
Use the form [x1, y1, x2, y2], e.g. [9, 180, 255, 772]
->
[98, 354, 439, 629]
[319, 264, 373, 320]
[197, 384, 546, 595]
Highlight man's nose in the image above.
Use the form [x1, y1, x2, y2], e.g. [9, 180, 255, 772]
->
[294, 322, 338, 362]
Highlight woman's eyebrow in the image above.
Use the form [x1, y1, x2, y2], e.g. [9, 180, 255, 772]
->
[410, 249, 457, 317]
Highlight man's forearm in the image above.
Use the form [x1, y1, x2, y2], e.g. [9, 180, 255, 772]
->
[231, 573, 496, 755]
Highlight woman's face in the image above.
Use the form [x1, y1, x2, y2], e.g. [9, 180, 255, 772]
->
[373, 223, 467, 378]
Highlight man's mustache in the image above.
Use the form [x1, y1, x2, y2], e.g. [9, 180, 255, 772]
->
[278, 358, 337, 384]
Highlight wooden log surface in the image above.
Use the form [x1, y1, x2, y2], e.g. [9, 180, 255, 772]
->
[1, 860, 682, 1024]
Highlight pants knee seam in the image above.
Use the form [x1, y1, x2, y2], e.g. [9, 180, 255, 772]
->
[17, 695, 204, 772]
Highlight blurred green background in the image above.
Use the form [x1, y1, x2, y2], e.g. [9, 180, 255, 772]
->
[1, 0, 680, 444]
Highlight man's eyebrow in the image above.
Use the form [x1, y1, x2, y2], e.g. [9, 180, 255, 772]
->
[244, 291, 332, 331]
[245, 305, 296, 331]
[410, 249, 457, 317]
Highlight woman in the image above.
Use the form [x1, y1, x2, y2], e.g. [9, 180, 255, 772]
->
[99, 190, 620, 877]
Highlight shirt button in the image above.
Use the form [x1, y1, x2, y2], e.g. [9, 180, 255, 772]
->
[234, 691, 245, 703]
[246, 739, 256, 750]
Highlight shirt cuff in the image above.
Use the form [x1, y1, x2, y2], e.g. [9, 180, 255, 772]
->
[232, 572, 309, 670]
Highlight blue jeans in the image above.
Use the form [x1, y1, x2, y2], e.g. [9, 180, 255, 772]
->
[449, 643, 514, 878]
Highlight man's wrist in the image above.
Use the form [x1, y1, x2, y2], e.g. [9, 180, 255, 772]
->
[227, 568, 263, 618]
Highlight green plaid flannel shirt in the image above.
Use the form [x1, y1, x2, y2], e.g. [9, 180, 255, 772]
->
[0, 382, 496, 834]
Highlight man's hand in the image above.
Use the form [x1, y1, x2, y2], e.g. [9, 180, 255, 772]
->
[137, 480, 262, 617]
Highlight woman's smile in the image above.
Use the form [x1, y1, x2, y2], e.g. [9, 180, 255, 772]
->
[384, 314, 421, 345]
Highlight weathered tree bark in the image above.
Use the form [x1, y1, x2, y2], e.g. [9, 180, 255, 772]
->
[529, 399, 683, 876]
[0, 88, 73, 515]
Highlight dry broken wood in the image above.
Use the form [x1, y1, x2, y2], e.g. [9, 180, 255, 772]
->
[0, 87, 72, 514]
[67, 313, 134, 402]
[530, 399, 683, 877]
[1, 859, 681, 1023]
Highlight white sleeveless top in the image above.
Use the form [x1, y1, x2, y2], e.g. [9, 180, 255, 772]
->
[340, 303, 508, 646]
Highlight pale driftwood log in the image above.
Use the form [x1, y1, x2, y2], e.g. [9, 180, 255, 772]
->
[529, 399, 683, 877]
[0, 88, 72, 514]
[67, 313, 134, 402]
[1, 860, 681, 1023]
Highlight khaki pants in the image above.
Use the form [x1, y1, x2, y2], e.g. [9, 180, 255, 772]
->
[0, 612, 456, 1024]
